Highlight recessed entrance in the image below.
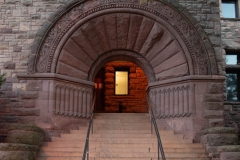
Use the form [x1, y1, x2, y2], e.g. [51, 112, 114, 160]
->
[94, 61, 148, 113]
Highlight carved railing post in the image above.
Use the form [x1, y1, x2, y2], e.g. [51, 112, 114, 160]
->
[82, 89, 87, 117]
[74, 87, 78, 117]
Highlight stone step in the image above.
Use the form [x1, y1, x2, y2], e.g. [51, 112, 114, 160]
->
[37, 157, 210, 160]
[41, 142, 202, 149]
[40, 147, 205, 153]
[60, 133, 183, 139]
[38, 151, 97, 157]
[94, 158, 210, 160]
[98, 152, 207, 158]
[38, 151, 206, 158]
[37, 112, 208, 160]
[94, 147, 205, 153]
[92, 120, 150, 123]
[70, 129, 174, 134]
[91, 126, 152, 130]
[51, 137, 193, 143]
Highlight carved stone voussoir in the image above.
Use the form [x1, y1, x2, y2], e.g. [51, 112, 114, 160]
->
[33, 0, 216, 77]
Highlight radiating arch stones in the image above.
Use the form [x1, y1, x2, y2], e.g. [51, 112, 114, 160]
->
[57, 13, 189, 82]
[30, 0, 219, 82]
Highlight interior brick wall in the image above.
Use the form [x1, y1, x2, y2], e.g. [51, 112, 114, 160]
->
[104, 61, 148, 113]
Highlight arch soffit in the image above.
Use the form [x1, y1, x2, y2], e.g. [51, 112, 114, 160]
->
[29, 0, 219, 78]
[88, 50, 156, 82]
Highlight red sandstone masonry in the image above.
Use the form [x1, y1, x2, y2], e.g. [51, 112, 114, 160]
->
[104, 62, 148, 113]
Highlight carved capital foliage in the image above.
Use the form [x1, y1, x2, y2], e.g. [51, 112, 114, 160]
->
[31, 0, 218, 78]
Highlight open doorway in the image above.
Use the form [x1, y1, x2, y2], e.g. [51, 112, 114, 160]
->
[94, 61, 148, 113]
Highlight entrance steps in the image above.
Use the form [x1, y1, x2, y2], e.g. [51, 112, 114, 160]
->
[36, 113, 209, 160]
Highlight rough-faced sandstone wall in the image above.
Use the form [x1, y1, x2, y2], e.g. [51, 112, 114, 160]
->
[0, 0, 223, 126]
[104, 61, 148, 113]
[221, 19, 240, 135]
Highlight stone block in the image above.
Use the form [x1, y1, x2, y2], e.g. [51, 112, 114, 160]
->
[11, 108, 40, 116]
[217, 145, 240, 153]
[105, 84, 114, 89]
[130, 73, 137, 78]
[204, 102, 223, 110]
[3, 123, 44, 133]
[0, 99, 10, 105]
[204, 94, 223, 102]
[5, 91, 19, 98]
[204, 110, 223, 118]
[105, 73, 114, 78]
[105, 78, 114, 84]
[220, 152, 240, 160]
[31, 14, 40, 19]
[20, 100, 35, 108]
[0, 151, 36, 160]
[26, 80, 42, 91]
[1, 83, 12, 91]
[209, 119, 223, 127]
[12, 83, 26, 91]
[4, 62, 15, 69]
[202, 134, 238, 146]
[5, 0, 20, 3]
[7, 130, 43, 145]
[5, 116, 19, 123]
[0, 143, 38, 151]
[20, 91, 38, 99]
[105, 67, 114, 73]
[201, 127, 238, 135]
[20, 22, 31, 31]
[207, 14, 220, 22]
[13, 46, 22, 52]
[0, 28, 12, 34]
[21, 0, 32, 6]
[0, 42, 9, 50]
[6, 77, 19, 83]
[209, 36, 221, 47]
[224, 105, 232, 111]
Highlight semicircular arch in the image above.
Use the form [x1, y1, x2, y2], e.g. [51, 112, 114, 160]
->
[28, 0, 219, 82]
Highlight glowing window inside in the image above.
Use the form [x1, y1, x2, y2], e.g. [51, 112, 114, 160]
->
[115, 71, 128, 95]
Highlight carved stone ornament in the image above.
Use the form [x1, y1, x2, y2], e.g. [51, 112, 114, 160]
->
[30, 0, 218, 78]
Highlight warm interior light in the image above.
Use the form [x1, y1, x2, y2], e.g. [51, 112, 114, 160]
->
[115, 71, 128, 95]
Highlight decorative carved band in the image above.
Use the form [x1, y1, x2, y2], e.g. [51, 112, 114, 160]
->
[31, 0, 217, 77]
[88, 50, 156, 82]
[149, 83, 195, 118]
[54, 83, 93, 118]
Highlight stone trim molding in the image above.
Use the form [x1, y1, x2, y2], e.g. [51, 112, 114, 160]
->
[16, 73, 94, 86]
[28, 0, 218, 77]
[88, 50, 156, 82]
[147, 75, 226, 89]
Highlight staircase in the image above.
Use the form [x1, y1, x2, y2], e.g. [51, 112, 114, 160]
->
[37, 113, 210, 160]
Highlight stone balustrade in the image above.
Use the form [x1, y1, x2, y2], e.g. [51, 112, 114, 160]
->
[54, 83, 93, 118]
[149, 83, 195, 118]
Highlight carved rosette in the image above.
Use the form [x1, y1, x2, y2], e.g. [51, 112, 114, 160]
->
[33, 0, 217, 78]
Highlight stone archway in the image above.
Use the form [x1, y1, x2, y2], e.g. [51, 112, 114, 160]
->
[23, 0, 225, 141]
[28, 0, 218, 77]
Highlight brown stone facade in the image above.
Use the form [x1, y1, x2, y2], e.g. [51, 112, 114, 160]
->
[104, 62, 148, 113]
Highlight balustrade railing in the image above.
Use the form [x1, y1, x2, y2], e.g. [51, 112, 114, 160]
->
[82, 92, 96, 160]
[146, 96, 166, 160]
